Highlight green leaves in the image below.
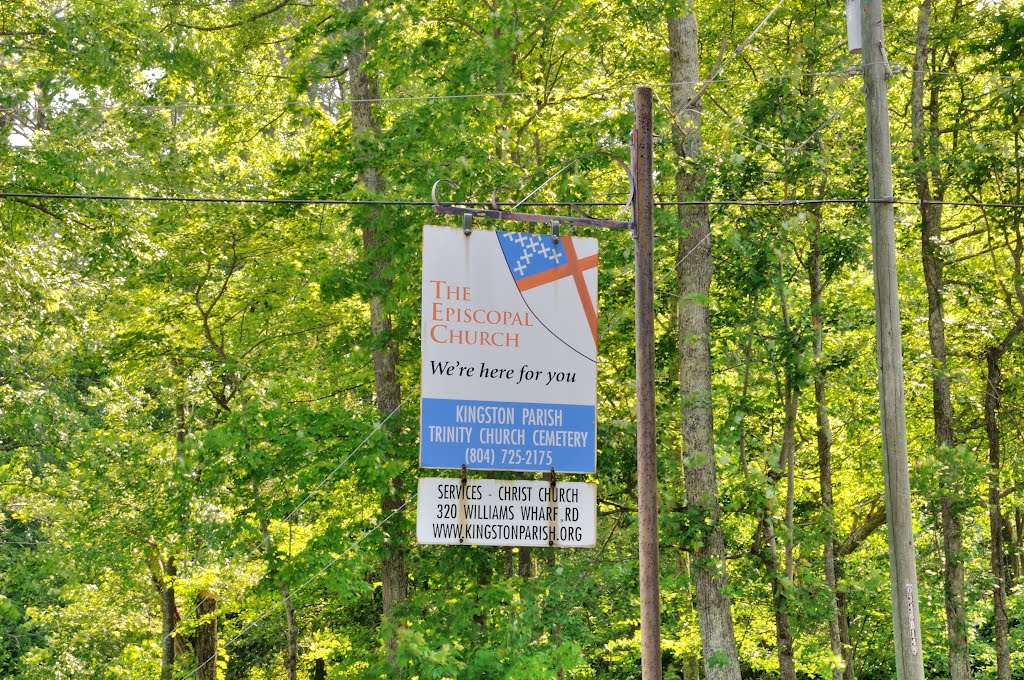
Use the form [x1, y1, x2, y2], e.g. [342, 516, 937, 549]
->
[4, 0, 1024, 677]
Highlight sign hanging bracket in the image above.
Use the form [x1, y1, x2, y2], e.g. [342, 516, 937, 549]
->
[459, 464, 468, 544]
[548, 467, 558, 547]
[430, 150, 635, 232]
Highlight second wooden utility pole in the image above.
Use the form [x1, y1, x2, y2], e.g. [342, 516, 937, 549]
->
[633, 86, 662, 680]
[859, 2, 925, 679]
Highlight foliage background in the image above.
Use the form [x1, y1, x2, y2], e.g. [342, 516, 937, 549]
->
[1, 0, 1023, 678]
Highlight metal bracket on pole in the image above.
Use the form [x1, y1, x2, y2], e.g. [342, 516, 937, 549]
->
[490, 185, 513, 210]
[629, 128, 639, 240]
[879, 40, 893, 79]
[548, 467, 557, 547]
[459, 464, 468, 544]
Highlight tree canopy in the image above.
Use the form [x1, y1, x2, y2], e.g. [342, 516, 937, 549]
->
[1, 0, 1023, 678]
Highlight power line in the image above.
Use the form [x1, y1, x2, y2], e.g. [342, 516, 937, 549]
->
[672, 0, 787, 118]
[1, 192, 436, 206]
[1, 192, 626, 208]
[18, 64, 999, 118]
[650, 68, 860, 87]
[0, 85, 631, 115]
[0, 68, 890, 116]
[686, 83, 862, 155]
[595, 227, 715, 343]
[8, 115, 1020, 653]
[2, 63, 1017, 118]
[650, 62, 908, 89]
[6, 192, 1024, 210]
[918, 70, 1024, 81]
[275, 392, 416, 530]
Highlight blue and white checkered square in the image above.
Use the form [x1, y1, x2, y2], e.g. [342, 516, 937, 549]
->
[497, 231, 568, 280]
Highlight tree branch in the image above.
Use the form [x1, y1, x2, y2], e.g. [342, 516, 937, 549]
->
[838, 500, 887, 557]
[175, 0, 292, 32]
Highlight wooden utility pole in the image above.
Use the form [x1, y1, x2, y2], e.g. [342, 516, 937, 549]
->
[633, 85, 662, 680]
[859, 2, 925, 679]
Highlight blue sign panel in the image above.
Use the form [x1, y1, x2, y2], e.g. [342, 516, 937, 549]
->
[420, 397, 596, 473]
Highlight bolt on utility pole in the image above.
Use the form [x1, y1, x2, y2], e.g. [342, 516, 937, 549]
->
[632, 85, 662, 680]
[858, 2, 925, 679]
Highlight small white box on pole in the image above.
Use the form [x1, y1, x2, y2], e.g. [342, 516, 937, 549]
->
[846, 0, 863, 53]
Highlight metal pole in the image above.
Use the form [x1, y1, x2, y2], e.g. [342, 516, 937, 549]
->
[860, 3, 925, 679]
[633, 85, 662, 680]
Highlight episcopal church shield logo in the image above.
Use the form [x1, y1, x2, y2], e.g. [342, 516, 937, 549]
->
[496, 231, 598, 362]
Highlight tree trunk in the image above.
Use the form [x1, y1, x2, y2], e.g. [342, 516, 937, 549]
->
[764, 517, 797, 680]
[940, 490, 969, 680]
[1014, 507, 1023, 582]
[162, 361, 193, 675]
[782, 382, 797, 586]
[474, 562, 492, 631]
[194, 590, 218, 680]
[160, 362, 188, 677]
[259, 505, 299, 680]
[762, 356, 798, 680]
[772, 174, 799, 680]
[346, 0, 408, 674]
[985, 348, 1012, 680]
[679, 552, 701, 680]
[911, 4, 972, 678]
[1001, 520, 1014, 587]
[668, 13, 741, 680]
[681, 654, 701, 680]
[282, 584, 298, 680]
[33, 81, 47, 131]
[837, 584, 855, 680]
[312, 658, 327, 680]
[156, 555, 177, 680]
[809, 212, 845, 680]
[518, 547, 534, 578]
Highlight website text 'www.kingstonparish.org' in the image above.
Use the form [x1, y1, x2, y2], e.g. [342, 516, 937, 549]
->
[430, 523, 585, 542]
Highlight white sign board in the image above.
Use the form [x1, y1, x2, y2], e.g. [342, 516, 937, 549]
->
[420, 225, 598, 473]
[416, 477, 596, 548]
